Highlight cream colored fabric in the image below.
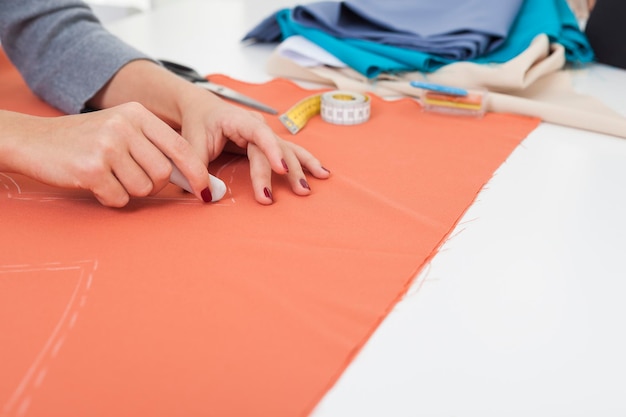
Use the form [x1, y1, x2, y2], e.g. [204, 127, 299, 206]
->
[267, 34, 626, 138]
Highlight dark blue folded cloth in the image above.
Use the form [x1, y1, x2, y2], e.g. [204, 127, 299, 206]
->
[244, 0, 594, 77]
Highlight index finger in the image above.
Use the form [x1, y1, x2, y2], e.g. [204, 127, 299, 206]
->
[134, 105, 213, 202]
[224, 111, 289, 175]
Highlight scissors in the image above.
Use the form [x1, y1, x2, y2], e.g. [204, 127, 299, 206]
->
[159, 59, 278, 115]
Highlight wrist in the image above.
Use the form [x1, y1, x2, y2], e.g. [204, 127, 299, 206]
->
[0, 111, 55, 177]
[88, 59, 221, 129]
[0, 110, 27, 172]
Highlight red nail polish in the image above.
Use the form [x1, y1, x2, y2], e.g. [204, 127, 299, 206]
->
[263, 187, 274, 201]
[299, 178, 311, 190]
[201, 187, 212, 203]
[281, 159, 289, 173]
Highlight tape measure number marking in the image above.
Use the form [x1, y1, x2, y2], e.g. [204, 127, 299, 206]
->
[280, 91, 370, 134]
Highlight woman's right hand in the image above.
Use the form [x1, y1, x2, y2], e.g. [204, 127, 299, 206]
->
[0, 102, 213, 207]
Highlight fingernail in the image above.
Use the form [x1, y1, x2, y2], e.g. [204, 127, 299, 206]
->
[201, 187, 212, 203]
[281, 159, 289, 173]
[299, 178, 311, 190]
[263, 187, 274, 202]
[321, 166, 331, 173]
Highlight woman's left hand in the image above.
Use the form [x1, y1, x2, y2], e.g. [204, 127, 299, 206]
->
[179, 92, 331, 204]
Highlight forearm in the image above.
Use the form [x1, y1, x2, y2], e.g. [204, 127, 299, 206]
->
[87, 59, 223, 130]
[0, 0, 149, 114]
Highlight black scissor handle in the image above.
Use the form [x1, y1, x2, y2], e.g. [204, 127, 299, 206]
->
[158, 59, 206, 83]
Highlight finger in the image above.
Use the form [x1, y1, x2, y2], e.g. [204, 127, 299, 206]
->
[281, 147, 312, 197]
[132, 156, 172, 196]
[180, 119, 212, 164]
[222, 113, 288, 174]
[110, 154, 155, 197]
[125, 140, 173, 195]
[90, 172, 131, 208]
[248, 143, 274, 205]
[132, 104, 211, 201]
[286, 142, 332, 179]
[151, 132, 210, 201]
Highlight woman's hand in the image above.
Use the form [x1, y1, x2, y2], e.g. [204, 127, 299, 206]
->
[178, 93, 331, 204]
[88, 59, 331, 204]
[0, 104, 213, 207]
[246, 137, 330, 204]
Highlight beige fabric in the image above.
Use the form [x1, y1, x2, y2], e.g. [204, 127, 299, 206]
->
[267, 34, 626, 138]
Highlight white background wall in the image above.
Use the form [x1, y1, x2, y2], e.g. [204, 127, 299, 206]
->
[86, 0, 175, 22]
[88, 0, 591, 27]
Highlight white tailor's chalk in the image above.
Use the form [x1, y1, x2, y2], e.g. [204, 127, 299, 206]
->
[208, 173, 227, 201]
[169, 162, 227, 203]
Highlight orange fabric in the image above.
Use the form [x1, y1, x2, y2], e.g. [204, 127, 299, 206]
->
[0, 51, 540, 417]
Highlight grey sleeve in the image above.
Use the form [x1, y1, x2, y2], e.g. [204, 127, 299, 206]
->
[0, 0, 152, 114]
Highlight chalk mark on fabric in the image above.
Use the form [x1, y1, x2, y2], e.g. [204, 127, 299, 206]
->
[1, 260, 98, 417]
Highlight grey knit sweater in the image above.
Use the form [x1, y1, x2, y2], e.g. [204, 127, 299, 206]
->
[0, 0, 149, 114]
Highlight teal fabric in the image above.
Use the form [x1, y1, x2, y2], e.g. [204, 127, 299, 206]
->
[249, 0, 594, 78]
[288, 0, 523, 60]
[474, 0, 594, 64]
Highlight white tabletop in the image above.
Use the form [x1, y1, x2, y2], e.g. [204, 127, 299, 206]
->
[106, 2, 626, 415]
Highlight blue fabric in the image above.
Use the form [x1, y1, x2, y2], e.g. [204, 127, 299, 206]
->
[244, 0, 594, 78]
[290, 0, 522, 60]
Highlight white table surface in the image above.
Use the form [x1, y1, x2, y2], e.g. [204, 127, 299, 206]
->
[106, 2, 626, 415]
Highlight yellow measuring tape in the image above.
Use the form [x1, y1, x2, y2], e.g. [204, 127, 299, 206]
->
[279, 91, 371, 134]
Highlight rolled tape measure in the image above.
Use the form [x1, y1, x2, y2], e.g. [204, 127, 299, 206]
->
[279, 91, 370, 134]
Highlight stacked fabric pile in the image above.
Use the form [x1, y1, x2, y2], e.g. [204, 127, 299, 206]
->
[244, 0, 593, 77]
[244, 0, 626, 139]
